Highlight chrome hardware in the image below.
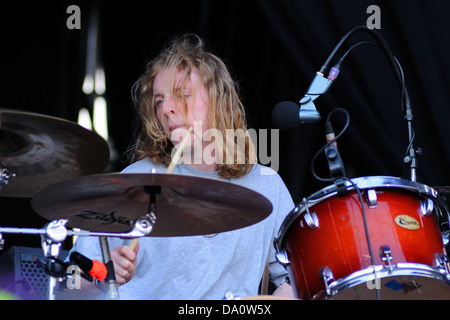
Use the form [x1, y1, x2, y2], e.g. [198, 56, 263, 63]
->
[41, 219, 68, 258]
[365, 189, 378, 209]
[304, 211, 319, 230]
[131, 212, 156, 237]
[275, 251, 290, 266]
[420, 198, 434, 217]
[0, 165, 15, 188]
[380, 245, 394, 272]
[303, 198, 319, 230]
[434, 253, 450, 273]
[442, 230, 450, 246]
[319, 265, 334, 295]
[224, 292, 237, 300]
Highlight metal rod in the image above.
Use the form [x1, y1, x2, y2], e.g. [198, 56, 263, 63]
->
[99, 237, 119, 300]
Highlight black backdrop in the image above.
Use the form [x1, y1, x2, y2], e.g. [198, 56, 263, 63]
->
[1, 0, 449, 250]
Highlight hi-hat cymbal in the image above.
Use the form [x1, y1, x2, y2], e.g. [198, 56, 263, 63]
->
[31, 173, 273, 237]
[0, 109, 110, 197]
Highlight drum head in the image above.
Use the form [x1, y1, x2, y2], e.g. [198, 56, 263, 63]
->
[331, 276, 450, 300]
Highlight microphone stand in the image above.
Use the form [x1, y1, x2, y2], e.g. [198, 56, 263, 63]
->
[319, 26, 420, 182]
[0, 214, 154, 300]
[99, 236, 119, 300]
[40, 220, 69, 300]
[404, 105, 419, 182]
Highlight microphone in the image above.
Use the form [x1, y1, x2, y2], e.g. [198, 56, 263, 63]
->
[70, 252, 108, 282]
[272, 101, 301, 129]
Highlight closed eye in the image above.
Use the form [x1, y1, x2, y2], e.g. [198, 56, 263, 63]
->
[153, 94, 164, 109]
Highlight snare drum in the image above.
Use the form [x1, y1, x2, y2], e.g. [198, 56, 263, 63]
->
[275, 176, 450, 300]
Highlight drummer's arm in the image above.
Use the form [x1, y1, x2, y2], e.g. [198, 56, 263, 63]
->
[272, 281, 296, 299]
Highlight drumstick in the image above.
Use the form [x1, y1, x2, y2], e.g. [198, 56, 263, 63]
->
[129, 238, 139, 251]
[167, 126, 193, 174]
[129, 127, 193, 251]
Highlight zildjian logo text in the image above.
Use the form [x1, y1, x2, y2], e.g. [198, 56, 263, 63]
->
[74, 210, 133, 225]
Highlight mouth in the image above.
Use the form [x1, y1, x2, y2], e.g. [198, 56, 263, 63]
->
[168, 124, 186, 133]
[167, 125, 193, 143]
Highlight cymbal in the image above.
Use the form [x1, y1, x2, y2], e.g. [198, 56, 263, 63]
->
[31, 173, 273, 237]
[0, 109, 110, 197]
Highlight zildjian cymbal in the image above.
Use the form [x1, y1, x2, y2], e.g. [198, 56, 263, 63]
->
[0, 109, 109, 197]
[31, 173, 273, 237]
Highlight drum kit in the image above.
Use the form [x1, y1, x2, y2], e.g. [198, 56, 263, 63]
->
[1, 108, 450, 301]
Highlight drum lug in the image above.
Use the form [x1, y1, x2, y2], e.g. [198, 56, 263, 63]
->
[434, 253, 450, 273]
[365, 189, 378, 209]
[319, 265, 334, 295]
[275, 250, 290, 266]
[420, 198, 434, 216]
[303, 198, 319, 230]
[304, 211, 319, 230]
[380, 245, 394, 272]
[442, 230, 450, 247]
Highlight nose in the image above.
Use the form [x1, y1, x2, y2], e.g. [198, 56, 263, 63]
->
[161, 97, 177, 117]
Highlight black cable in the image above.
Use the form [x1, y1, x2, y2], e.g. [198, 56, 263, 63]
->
[309, 26, 422, 299]
[321, 26, 398, 84]
[309, 107, 381, 299]
[321, 26, 411, 114]
[319, 26, 416, 178]
[337, 41, 378, 66]
[310, 108, 350, 182]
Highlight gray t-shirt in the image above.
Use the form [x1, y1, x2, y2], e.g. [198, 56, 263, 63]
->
[69, 158, 294, 299]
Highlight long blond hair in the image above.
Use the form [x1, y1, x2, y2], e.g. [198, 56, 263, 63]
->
[131, 34, 256, 178]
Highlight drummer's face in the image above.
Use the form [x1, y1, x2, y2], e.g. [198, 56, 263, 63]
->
[153, 68, 210, 146]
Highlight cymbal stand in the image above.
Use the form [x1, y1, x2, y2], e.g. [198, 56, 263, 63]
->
[127, 186, 159, 250]
[0, 164, 15, 191]
[40, 219, 69, 300]
[0, 218, 157, 242]
[0, 210, 156, 300]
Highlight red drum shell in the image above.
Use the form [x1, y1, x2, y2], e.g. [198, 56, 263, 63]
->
[276, 177, 450, 300]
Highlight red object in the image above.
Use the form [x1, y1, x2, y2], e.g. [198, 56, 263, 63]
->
[278, 178, 449, 300]
[89, 260, 108, 282]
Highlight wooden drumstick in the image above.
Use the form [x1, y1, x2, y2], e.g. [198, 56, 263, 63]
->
[129, 127, 193, 250]
[129, 238, 139, 251]
[166, 126, 193, 174]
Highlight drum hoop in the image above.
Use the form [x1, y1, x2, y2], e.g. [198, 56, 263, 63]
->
[318, 262, 450, 299]
[274, 176, 440, 252]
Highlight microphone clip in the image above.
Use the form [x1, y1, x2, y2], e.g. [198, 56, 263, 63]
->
[299, 72, 333, 123]
[325, 121, 346, 179]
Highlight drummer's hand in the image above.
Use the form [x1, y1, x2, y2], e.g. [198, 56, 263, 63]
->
[110, 244, 139, 286]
